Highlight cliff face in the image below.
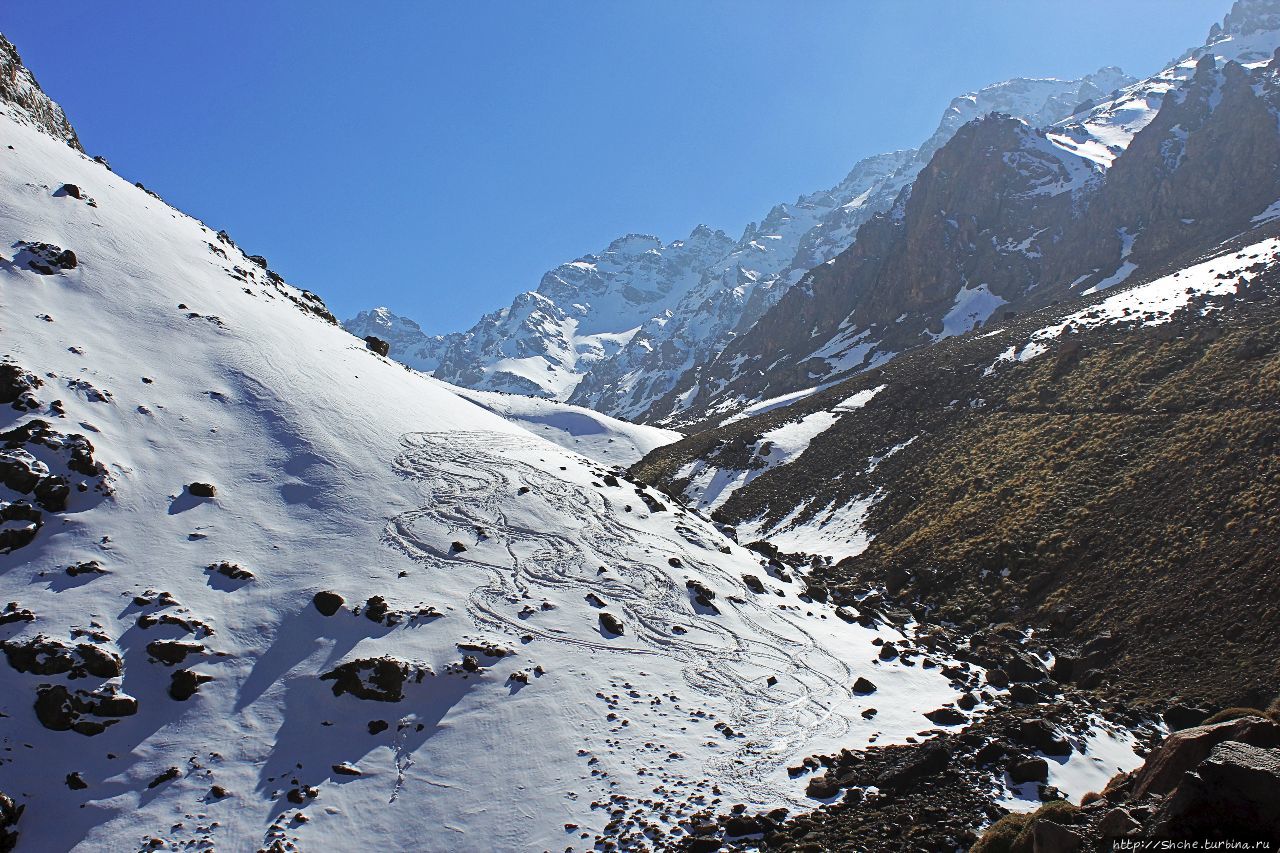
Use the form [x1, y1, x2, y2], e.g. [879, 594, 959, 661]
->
[0, 34, 81, 152]
[671, 50, 1280, 428]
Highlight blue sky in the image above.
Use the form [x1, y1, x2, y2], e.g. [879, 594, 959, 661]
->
[6, 1, 1219, 333]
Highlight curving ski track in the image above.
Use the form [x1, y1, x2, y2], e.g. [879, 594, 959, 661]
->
[383, 430, 865, 801]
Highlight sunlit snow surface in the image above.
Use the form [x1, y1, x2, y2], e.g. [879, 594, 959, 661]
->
[988, 236, 1280, 375]
[0, 107, 973, 851]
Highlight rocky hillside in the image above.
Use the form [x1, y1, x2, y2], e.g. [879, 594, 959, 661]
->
[635, 223, 1280, 712]
[666, 13, 1280, 428]
[347, 69, 1133, 413]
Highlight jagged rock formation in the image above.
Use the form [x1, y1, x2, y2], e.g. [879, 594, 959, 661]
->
[0, 34, 80, 151]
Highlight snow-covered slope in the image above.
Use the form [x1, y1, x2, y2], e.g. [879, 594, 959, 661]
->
[0, 58, 981, 852]
[448, 386, 681, 467]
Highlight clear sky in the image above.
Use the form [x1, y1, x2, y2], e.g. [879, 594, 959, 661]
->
[5, 1, 1221, 334]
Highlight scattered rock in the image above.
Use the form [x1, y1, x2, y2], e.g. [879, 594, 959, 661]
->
[925, 707, 968, 726]
[65, 560, 108, 578]
[368, 720, 388, 735]
[364, 336, 390, 357]
[852, 677, 878, 695]
[209, 561, 253, 582]
[0, 789, 22, 852]
[313, 591, 344, 616]
[599, 612, 624, 636]
[187, 482, 216, 498]
[147, 768, 180, 790]
[1008, 756, 1049, 784]
[805, 772, 840, 799]
[146, 640, 204, 666]
[168, 669, 213, 701]
[64, 772, 87, 790]
[331, 762, 362, 777]
[320, 657, 413, 702]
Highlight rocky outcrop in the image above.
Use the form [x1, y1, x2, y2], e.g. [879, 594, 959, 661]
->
[0, 34, 82, 151]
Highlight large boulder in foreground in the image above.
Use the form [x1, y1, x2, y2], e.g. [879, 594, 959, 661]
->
[1131, 715, 1280, 798]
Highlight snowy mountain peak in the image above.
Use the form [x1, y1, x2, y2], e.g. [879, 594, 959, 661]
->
[602, 232, 662, 256]
[0, 33, 82, 152]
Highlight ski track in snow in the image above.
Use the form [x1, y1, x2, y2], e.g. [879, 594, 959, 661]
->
[382, 430, 861, 800]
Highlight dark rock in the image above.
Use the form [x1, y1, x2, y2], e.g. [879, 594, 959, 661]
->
[924, 707, 968, 726]
[1033, 820, 1084, 853]
[187, 482, 216, 498]
[146, 640, 204, 666]
[686, 579, 718, 611]
[805, 772, 840, 799]
[65, 560, 108, 578]
[1163, 704, 1210, 731]
[75, 644, 122, 678]
[209, 561, 253, 582]
[450, 541, 467, 553]
[168, 669, 213, 701]
[742, 574, 765, 594]
[802, 582, 828, 602]
[461, 655, 480, 673]
[0, 789, 20, 853]
[0, 604, 34, 626]
[320, 657, 410, 702]
[313, 591, 344, 616]
[975, 739, 1008, 766]
[876, 741, 949, 790]
[209, 785, 230, 799]
[331, 762, 362, 777]
[368, 720, 388, 735]
[59, 183, 83, 199]
[364, 336, 390, 357]
[145, 768, 180, 790]
[1096, 807, 1141, 838]
[957, 691, 979, 711]
[724, 814, 761, 837]
[1018, 718, 1072, 756]
[1008, 756, 1049, 784]
[64, 772, 87, 790]
[986, 668, 1010, 688]
[599, 612, 624, 636]
[363, 596, 390, 623]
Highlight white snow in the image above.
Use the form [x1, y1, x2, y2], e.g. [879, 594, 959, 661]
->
[997, 718, 1145, 812]
[987, 236, 1280, 374]
[449, 386, 680, 467]
[935, 283, 1007, 339]
[0, 110, 971, 851]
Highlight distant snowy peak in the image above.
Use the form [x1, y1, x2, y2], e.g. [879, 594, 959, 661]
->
[0, 33, 82, 152]
[925, 67, 1134, 160]
[342, 307, 446, 372]
[533, 224, 733, 337]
